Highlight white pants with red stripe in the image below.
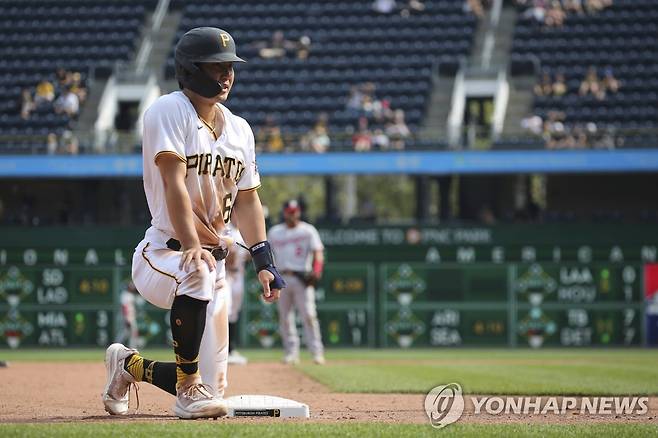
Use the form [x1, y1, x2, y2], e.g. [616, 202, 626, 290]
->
[277, 274, 324, 358]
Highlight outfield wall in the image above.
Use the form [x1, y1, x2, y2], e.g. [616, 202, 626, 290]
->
[0, 224, 656, 349]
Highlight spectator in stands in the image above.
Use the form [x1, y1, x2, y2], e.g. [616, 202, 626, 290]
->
[585, 0, 612, 14]
[54, 86, 80, 118]
[544, 1, 566, 27]
[374, 98, 393, 125]
[362, 94, 389, 122]
[46, 130, 79, 155]
[257, 30, 297, 59]
[346, 85, 365, 116]
[361, 82, 377, 101]
[20, 89, 35, 120]
[534, 72, 553, 96]
[372, 128, 390, 150]
[601, 67, 620, 95]
[345, 82, 392, 123]
[372, 0, 396, 14]
[552, 73, 567, 97]
[361, 94, 379, 119]
[296, 35, 312, 60]
[568, 124, 589, 149]
[69, 72, 87, 104]
[386, 109, 411, 149]
[34, 79, 55, 106]
[301, 114, 331, 153]
[360, 82, 389, 121]
[593, 129, 616, 150]
[579, 66, 604, 100]
[56, 68, 69, 89]
[563, 0, 584, 14]
[256, 114, 285, 152]
[352, 117, 373, 151]
[543, 110, 567, 148]
[520, 0, 547, 25]
[401, 0, 425, 18]
[47, 133, 59, 154]
[521, 113, 544, 135]
[60, 130, 79, 155]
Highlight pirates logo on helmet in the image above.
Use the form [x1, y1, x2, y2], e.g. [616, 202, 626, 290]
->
[174, 27, 246, 98]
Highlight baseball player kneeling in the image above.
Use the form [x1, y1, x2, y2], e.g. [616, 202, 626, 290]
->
[101, 27, 285, 419]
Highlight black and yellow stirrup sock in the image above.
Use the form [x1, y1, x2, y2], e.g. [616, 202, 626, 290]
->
[122, 295, 208, 395]
[124, 354, 177, 396]
[170, 294, 208, 391]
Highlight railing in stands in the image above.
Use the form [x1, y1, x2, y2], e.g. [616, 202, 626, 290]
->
[1, 127, 657, 155]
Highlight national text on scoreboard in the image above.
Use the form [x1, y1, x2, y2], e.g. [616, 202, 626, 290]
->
[0, 224, 656, 349]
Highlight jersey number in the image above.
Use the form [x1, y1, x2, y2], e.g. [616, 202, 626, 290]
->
[222, 193, 233, 223]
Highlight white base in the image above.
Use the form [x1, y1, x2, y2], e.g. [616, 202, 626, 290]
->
[225, 395, 310, 418]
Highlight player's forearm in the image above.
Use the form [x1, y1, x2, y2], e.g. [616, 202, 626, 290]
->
[164, 179, 200, 249]
[312, 249, 324, 278]
[234, 190, 267, 246]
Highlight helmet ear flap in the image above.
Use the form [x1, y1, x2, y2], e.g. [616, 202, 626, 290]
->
[174, 56, 224, 98]
[175, 56, 199, 86]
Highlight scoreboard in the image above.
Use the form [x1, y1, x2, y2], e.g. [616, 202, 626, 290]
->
[379, 262, 643, 348]
[0, 224, 655, 349]
[0, 266, 117, 348]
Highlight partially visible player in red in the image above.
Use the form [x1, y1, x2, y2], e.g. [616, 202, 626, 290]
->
[268, 200, 325, 365]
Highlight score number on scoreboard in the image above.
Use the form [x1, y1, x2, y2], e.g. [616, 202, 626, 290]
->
[514, 263, 642, 347]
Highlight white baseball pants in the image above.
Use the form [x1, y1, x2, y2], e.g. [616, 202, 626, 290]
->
[131, 226, 229, 397]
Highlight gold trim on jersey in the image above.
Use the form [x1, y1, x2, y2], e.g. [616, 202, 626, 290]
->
[198, 114, 219, 141]
[154, 150, 186, 165]
[238, 184, 261, 192]
[141, 242, 182, 286]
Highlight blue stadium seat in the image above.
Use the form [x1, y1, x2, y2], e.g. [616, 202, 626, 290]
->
[0, 0, 151, 151]
[165, 0, 475, 137]
[510, 0, 658, 138]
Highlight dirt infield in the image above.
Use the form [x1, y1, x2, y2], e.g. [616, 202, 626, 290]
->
[0, 362, 656, 425]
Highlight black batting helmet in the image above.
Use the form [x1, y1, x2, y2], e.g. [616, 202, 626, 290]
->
[174, 27, 245, 98]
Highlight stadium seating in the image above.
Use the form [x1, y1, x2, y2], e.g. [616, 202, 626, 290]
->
[0, 0, 154, 152]
[510, 0, 658, 136]
[165, 0, 477, 141]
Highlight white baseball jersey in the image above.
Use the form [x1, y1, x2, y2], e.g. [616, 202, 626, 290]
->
[268, 222, 324, 272]
[120, 290, 136, 323]
[142, 91, 260, 247]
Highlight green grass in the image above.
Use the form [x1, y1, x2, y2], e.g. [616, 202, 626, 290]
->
[295, 349, 658, 395]
[0, 423, 656, 438]
[0, 348, 284, 362]
[3, 348, 658, 395]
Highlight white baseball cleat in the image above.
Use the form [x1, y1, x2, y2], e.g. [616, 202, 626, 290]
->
[174, 381, 228, 419]
[312, 354, 326, 365]
[227, 350, 248, 365]
[282, 354, 300, 365]
[102, 343, 139, 415]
